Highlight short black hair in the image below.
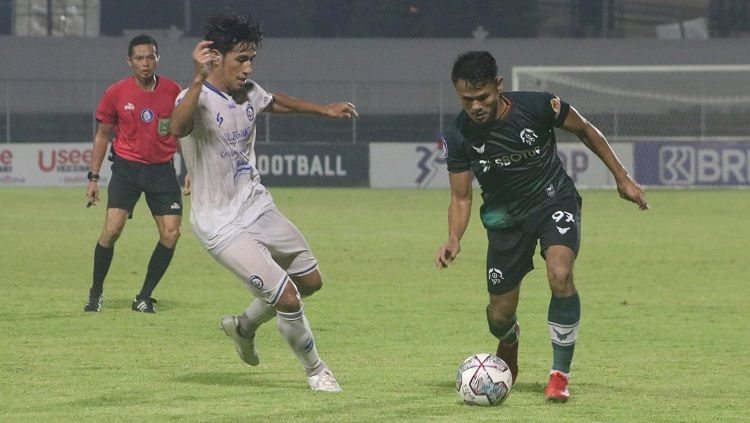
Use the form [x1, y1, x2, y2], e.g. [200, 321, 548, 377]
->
[451, 51, 498, 86]
[128, 34, 158, 57]
[203, 10, 263, 55]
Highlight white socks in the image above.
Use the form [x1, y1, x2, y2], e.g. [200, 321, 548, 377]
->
[277, 307, 325, 376]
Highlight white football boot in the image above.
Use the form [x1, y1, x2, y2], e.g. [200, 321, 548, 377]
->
[220, 315, 260, 366]
[307, 367, 342, 392]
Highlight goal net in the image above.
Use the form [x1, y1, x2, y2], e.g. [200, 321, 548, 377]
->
[511, 65, 750, 188]
[511, 65, 750, 142]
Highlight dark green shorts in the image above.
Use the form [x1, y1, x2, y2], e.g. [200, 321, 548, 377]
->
[485, 195, 581, 295]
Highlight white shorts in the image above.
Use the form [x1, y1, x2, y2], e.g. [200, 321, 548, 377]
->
[211, 207, 319, 305]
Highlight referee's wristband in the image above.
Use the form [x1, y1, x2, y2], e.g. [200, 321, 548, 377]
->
[87, 171, 100, 182]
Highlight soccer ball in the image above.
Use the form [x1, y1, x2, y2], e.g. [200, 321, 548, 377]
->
[456, 353, 513, 406]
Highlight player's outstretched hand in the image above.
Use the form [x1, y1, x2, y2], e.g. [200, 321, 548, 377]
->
[617, 176, 649, 210]
[435, 240, 461, 268]
[324, 102, 358, 120]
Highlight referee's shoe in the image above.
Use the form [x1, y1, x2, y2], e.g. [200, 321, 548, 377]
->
[84, 290, 103, 312]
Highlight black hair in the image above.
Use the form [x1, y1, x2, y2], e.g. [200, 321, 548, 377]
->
[203, 10, 263, 55]
[128, 34, 158, 57]
[451, 51, 498, 86]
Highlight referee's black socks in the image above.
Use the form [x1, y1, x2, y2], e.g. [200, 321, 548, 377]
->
[91, 243, 114, 296]
[137, 242, 174, 300]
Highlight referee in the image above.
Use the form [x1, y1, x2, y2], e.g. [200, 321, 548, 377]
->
[84, 35, 182, 313]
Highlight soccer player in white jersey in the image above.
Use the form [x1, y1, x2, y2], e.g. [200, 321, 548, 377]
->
[169, 11, 358, 392]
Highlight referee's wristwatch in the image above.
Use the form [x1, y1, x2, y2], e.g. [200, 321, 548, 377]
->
[87, 171, 100, 182]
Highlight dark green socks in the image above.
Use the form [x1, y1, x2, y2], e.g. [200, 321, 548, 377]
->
[547, 292, 580, 374]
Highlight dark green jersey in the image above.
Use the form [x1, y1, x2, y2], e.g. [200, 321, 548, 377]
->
[443, 91, 579, 230]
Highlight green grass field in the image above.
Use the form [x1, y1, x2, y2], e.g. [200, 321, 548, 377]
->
[0, 187, 747, 422]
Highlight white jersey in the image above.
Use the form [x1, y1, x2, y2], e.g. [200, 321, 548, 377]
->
[177, 80, 275, 251]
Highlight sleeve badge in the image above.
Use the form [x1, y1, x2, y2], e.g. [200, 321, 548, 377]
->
[550, 96, 561, 118]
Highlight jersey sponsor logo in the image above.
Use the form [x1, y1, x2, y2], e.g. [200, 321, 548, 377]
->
[478, 146, 542, 172]
[550, 96, 561, 118]
[488, 267, 504, 285]
[520, 128, 538, 146]
[223, 127, 251, 144]
[124, 102, 135, 111]
[246, 104, 256, 122]
[140, 108, 155, 123]
[248, 275, 264, 289]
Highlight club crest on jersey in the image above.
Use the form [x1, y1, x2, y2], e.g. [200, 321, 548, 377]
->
[248, 275, 264, 289]
[140, 108, 155, 123]
[520, 128, 538, 146]
[246, 104, 256, 122]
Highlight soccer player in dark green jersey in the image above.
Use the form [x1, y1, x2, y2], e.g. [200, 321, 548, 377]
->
[435, 51, 648, 402]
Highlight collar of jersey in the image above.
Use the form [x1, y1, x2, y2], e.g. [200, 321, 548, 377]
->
[203, 81, 229, 101]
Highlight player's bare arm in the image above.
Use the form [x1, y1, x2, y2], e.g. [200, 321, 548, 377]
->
[86, 122, 114, 206]
[267, 92, 358, 119]
[562, 107, 649, 210]
[169, 40, 214, 138]
[436, 170, 473, 268]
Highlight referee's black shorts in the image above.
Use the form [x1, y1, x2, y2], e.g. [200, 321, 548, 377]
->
[107, 154, 182, 217]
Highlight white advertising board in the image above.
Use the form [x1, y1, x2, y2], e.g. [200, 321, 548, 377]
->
[369, 142, 633, 189]
[0, 143, 182, 187]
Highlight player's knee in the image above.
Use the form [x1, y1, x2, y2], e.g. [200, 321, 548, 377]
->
[275, 286, 302, 313]
[547, 265, 575, 296]
[486, 305, 515, 334]
[160, 227, 181, 247]
[101, 225, 123, 245]
[294, 271, 322, 297]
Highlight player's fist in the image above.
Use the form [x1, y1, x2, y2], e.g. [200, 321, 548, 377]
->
[324, 102, 358, 120]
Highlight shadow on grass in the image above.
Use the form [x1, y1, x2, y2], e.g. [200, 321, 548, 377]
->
[172, 371, 299, 389]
